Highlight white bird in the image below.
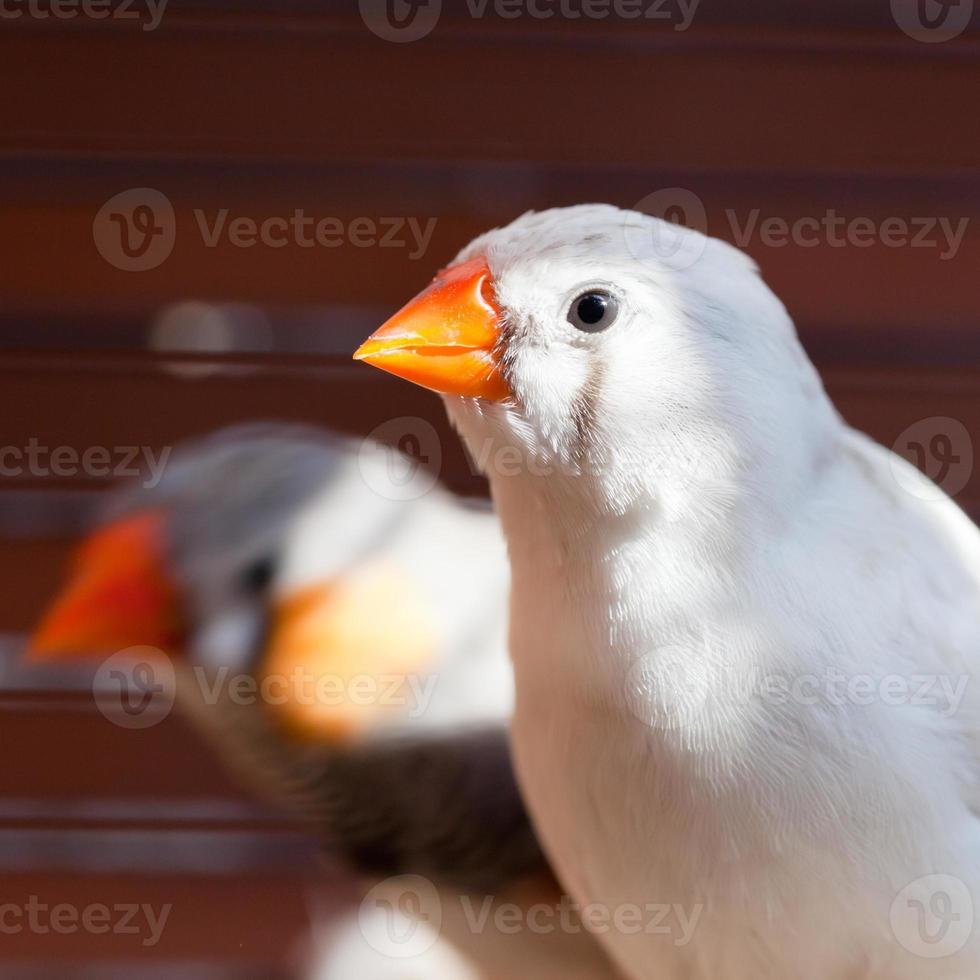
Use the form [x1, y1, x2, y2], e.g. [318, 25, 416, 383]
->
[30, 423, 613, 980]
[355, 203, 980, 979]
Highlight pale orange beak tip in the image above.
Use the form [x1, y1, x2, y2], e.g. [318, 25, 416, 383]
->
[353, 257, 511, 402]
[262, 563, 439, 745]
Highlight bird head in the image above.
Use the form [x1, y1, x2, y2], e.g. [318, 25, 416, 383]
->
[28, 425, 440, 743]
[356, 204, 835, 523]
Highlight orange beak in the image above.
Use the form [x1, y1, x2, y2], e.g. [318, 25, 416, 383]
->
[353, 256, 511, 401]
[261, 561, 438, 743]
[29, 512, 182, 659]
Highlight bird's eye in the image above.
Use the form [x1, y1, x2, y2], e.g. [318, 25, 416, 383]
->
[240, 555, 276, 595]
[567, 290, 619, 333]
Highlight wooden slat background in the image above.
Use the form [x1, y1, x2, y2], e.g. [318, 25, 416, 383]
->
[1, 2, 978, 973]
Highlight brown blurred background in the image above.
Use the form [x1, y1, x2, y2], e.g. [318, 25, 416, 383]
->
[1, 1, 979, 975]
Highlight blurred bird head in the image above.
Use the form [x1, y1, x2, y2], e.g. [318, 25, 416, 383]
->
[356, 204, 835, 519]
[29, 424, 441, 742]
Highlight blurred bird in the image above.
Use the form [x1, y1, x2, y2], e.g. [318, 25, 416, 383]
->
[355, 204, 980, 979]
[29, 423, 612, 979]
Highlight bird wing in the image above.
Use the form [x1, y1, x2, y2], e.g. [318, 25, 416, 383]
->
[176, 661, 544, 890]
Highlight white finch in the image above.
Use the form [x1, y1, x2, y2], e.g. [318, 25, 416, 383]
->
[355, 204, 980, 979]
[30, 423, 613, 980]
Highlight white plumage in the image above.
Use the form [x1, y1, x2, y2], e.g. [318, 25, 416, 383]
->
[388, 204, 980, 979]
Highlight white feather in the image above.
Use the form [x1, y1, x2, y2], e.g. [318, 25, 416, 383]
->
[441, 204, 980, 979]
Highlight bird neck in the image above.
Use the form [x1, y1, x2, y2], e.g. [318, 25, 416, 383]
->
[486, 415, 841, 719]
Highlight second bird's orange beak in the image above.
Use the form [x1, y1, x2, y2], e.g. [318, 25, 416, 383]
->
[353, 257, 511, 401]
[29, 512, 182, 658]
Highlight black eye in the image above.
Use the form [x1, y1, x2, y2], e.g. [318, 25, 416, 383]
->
[240, 555, 276, 595]
[567, 290, 619, 333]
